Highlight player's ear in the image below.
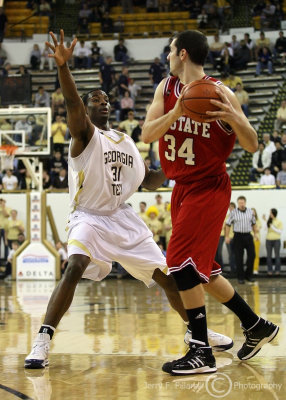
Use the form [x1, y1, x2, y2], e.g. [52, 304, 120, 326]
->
[180, 49, 187, 60]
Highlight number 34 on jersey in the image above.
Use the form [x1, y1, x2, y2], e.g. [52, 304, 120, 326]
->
[164, 135, 196, 165]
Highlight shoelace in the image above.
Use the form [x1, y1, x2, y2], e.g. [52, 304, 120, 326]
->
[30, 342, 49, 358]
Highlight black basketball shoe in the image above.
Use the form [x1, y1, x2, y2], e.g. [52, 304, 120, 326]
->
[237, 318, 279, 360]
[162, 340, 217, 376]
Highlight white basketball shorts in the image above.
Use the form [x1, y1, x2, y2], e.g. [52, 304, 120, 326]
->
[67, 204, 167, 287]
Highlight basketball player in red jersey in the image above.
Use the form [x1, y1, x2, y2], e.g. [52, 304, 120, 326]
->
[142, 30, 279, 375]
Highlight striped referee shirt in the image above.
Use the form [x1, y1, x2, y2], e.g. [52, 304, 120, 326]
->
[226, 208, 256, 233]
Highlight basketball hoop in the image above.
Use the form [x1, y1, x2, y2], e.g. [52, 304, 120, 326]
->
[0, 145, 18, 171]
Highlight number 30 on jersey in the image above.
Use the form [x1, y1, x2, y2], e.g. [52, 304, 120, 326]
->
[164, 134, 195, 165]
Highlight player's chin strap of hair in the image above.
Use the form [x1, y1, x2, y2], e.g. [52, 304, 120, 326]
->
[171, 265, 202, 291]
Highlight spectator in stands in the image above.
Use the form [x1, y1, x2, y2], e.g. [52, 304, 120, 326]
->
[6, 210, 25, 249]
[1, 62, 11, 76]
[34, 86, 50, 107]
[120, 91, 134, 121]
[144, 155, 157, 170]
[146, 0, 159, 12]
[119, 110, 139, 136]
[149, 57, 166, 90]
[14, 117, 32, 143]
[101, 12, 113, 33]
[17, 232, 25, 246]
[16, 65, 29, 75]
[227, 72, 243, 91]
[274, 100, 286, 133]
[264, 208, 283, 276]
[281, 133, 286, 149]
[78, 18, 89, 35]
[161, 38, 172, 67]
[250, 141, 271, 182]
[19, 171, 32, 190]
[89, 5, 102, 22]
[255, 46, 273, 76]
[49, 150, 68, 182]
[89, 41, 103, 67]
[259, 167, 275, 185]
[109, 94, 121, 122]
[51, 115, 67, 152]
[255, 31, 270, 58]
[99, 56, 115, 95]
[52, 168, 68, 190]
[219, 42, 233, 74]
[263, 132, 276, 154]
[118, 66, 130, 96]
[78, 3, 92, 21]
[232, 40, 251, 71]
[234, 83, 249, 117]
[136, 133, 150, 160]
[2, 170, 18, 191]
[39, 0, 51, 16]
[42, 169, 52, 190]
[51, 87, 65, 116]
[114, 38, 129, 65]
[113, 16, 124, 33]
[271, 140, 286, 176]
[30, 44, 41, 70]
[146, 206, 161, 242]
[138, 201, 148, 224]
[40, 43, 54, 71]
[131, 116, 144, 143]
[0, 7, 7, 43]
[230, 34, 240, 56]
[0, 42, 7, 66]
[260, 2, 276, 30]
[197, 9, 208, 29]
[203, 0, 218, 27]
[276, 160, 286, 187]
[74, 40, 91, 69]
[208, 34, 224, 67]
[274, 31, 286, 65]
[190, 0, 202, 18]
[128, 78, 141, 104]
[252, 0, 265, 17]
[244, 33, 255, 61]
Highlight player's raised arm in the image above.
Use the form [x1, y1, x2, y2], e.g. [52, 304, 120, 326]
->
[46, 30, 93, 141]
[205, 86, 258, 153]
[142, 79, 184, 144]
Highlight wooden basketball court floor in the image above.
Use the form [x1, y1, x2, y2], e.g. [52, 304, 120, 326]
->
[0, 278, 285, 400]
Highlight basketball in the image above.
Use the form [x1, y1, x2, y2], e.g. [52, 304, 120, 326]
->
[181, 79, 221, 122]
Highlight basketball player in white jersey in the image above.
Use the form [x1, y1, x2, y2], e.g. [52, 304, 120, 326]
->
[24, 30, 232, 369]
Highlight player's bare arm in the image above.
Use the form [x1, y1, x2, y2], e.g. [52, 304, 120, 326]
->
[47, 30, 94, 152]
[141, 162, 166, 191]
[142, 79, 185, 144]
[205, 86, 258, 153]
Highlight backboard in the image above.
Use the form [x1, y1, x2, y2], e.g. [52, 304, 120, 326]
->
[0, 107, 51, 157]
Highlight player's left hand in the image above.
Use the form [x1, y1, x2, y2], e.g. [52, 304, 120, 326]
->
[204, 87, 242, 125]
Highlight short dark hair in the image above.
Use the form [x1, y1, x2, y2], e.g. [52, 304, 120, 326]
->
[230, 202, 236, 208]
[140, 201, 146, 206]
[174, 30, 209, 66]
[81, 89, 105, 106]
[271, 208, 278, 217]
[237, 196, 246, 202]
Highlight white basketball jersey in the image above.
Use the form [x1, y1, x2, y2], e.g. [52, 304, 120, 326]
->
[68, 126, 145, 213]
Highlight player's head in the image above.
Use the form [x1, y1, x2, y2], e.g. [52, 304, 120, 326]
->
[168, 30, 209, 75]
[82, 89, 111, 126]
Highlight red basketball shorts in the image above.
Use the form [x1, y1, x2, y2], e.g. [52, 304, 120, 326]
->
[167, 173, 231, 283]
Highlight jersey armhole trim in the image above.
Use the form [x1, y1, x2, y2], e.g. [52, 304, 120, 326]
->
[216, 120, 234, 135]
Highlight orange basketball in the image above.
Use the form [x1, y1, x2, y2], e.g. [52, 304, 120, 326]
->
[181, 79, 221, 122]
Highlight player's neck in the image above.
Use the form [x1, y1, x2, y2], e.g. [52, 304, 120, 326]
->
[179, 65, 205, 85]
[96, 122, 110, 131]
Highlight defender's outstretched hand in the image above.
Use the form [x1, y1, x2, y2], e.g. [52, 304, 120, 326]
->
[46, 29, 77, 67]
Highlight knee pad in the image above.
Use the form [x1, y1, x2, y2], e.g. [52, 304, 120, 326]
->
[172, 265, 202, 291]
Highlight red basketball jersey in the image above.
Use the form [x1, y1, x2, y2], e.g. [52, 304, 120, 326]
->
[159, 75, 236, 184]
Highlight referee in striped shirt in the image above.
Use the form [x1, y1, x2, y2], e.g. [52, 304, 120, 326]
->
[225, 196, 258, 283]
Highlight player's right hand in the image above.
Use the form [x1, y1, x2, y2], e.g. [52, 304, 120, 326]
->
[46, 29, 77, 67]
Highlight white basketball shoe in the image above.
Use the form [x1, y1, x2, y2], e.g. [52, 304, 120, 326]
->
[184, 328, 233, 351]
[24, 333, 50, 369]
